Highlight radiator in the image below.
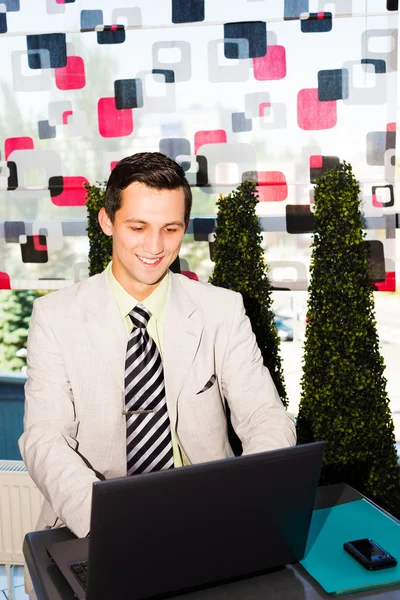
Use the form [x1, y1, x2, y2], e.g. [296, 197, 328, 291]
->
[0, 460, 42, 565]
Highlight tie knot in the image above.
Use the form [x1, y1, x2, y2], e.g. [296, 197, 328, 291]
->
[129, 303, 151, 329]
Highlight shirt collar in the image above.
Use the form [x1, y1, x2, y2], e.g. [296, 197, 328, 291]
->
[107, 261, 169, 321]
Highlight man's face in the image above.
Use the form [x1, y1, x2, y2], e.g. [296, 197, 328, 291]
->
[99, 182, 187, 300]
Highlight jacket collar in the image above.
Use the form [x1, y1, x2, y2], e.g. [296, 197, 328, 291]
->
[162, 272, 203, 432]
[83, 270, 127, 392]
[82, 270, 204, 429]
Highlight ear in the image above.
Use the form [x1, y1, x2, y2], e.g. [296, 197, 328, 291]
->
[98, 207, 113, 237]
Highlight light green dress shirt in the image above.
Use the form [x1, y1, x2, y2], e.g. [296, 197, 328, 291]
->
[107, 262, 186, 468]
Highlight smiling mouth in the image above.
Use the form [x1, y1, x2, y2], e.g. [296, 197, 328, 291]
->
[137, 255, 163, 266]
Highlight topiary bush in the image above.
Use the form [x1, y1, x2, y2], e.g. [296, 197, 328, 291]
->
[0, 289, 44, 371]
[209, 180, 287, 405]
[85, 181, 111, 276]
[296, 161, 400, 517]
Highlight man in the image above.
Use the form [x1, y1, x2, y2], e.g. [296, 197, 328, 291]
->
[20, 151, 296, 568]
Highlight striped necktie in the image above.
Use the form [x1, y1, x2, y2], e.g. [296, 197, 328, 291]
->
[124, 303, 174, 475]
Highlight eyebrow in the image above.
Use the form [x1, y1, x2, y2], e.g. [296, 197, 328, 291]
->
[124, 219, 185, 227]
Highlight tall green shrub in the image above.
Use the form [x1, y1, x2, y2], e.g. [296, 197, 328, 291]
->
[85, 181, 111, 276]
[296, 161, 400, 516]
[209, 180, 287, 405]
[0, 290, 43, 371]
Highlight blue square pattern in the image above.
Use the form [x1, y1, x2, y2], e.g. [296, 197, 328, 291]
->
[301, 12, 332, 33]
[224, 21, 267, 59]
[0, 13, 7, 34]
[318, 68, 349, 101]
[3, 0, 20, 11]
[284, 0, 308, 19]
[361, 58, 386, 74]
[26, 33, 67, 69]
[97, 28, 125, 45]
[80, 9, 103, 31]
[38, 120, 56, 140]
[159, 138, 191, 162]
[152, 69, 175, 83]
[4, 221, 25, 243]
[172, 0, 204, 23]
[232, 111, 252, 132]
[114, 78, 143, 109]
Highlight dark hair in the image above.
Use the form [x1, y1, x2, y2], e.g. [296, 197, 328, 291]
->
[104, 152, 192, 223]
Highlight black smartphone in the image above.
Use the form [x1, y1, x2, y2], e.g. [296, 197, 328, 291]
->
[343, 538, 397, 571]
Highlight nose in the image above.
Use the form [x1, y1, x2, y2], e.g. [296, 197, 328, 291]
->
[143, 230, 164, 255]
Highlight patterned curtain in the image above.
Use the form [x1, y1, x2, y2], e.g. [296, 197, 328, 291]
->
[0, 0, 398, 291]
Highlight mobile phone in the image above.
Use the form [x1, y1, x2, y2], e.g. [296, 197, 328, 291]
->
[343, 538, 397, 571]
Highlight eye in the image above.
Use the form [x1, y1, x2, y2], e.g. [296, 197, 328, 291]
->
[130, 227, 143, 232]
[165, 228, 178, 233]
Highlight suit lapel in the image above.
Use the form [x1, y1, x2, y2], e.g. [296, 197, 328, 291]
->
[163, 272, 203, 432]
[80, 270, 203, 418]
[83, 271, 127, 392]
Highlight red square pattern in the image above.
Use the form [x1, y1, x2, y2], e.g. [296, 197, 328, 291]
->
[62, 110, 73, 124]
[181, 271, 199, 281]
[98, 98, 133, 138]
[194, 130, 227, 155]
[259, 102, 271, 117]
[257, 171, 288, 202]
[253, 46, 286, 81]
[310, 155, 323, 169]
[55, 56, 86, 91]
[372, 193, 382, 208]
[51, 176, 89, 206]
[0, 272, 11, 290]
[33, 236, 47, 251]
[5, 137, 34, 160]
[297, 89, 337, 130]
[374, 272, 396, 292]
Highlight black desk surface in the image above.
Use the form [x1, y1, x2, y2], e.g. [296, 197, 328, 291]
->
[24, 484, 400, 600]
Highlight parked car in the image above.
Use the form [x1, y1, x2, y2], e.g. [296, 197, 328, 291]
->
[274, 315, 294, 342]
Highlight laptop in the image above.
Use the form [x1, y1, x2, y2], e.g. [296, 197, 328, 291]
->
[46, 441, 325, 600]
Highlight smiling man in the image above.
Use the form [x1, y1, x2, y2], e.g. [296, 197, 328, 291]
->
[20, 152, 296, 560]
[98, 174, 187, 301]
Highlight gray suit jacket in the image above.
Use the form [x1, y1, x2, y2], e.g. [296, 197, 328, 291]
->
[19, 269, 296, 538]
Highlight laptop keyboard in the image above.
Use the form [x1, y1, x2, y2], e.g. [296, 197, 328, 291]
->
[70, 561, 88, 590]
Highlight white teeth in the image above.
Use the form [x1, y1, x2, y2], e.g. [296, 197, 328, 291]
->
[138, 256, 160, 264]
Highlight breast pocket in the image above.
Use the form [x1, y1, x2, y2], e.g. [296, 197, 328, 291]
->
[196, 374, 216, 395]
[182, 379, 226, 434]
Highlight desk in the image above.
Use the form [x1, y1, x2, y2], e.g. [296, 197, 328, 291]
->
[24, 483, 400, 600]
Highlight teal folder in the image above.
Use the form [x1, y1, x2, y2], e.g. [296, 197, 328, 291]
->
[300, 499, 400, 595]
